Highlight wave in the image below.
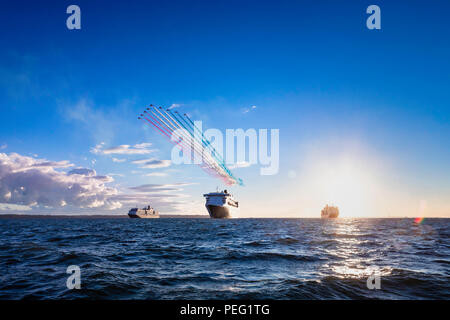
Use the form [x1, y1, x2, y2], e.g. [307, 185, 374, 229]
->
[1, 218, 449, 299]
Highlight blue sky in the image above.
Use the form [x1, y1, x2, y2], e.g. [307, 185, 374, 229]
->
[0, 0, 449, 217]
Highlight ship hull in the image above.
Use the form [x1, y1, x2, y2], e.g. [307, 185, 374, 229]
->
[206, 205, 237, 219]
[204, 191, 239, 219]
[128, 213, 160, 219]
[321, 206, 339, 219]
[321, 213, 339, 219]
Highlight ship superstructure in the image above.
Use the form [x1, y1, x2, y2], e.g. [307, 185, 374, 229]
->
[321, 205, 339, 219]
[128, 205, 160, 218]
[203, 190, 239, 218]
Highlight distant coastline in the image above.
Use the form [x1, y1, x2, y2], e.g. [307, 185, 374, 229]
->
[0, 214, 448, 219]
[0, 214, 209, 219]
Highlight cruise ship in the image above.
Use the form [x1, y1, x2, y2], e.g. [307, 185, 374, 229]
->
[128, 205, 160, 218]
[203, 190, 239, 218]
[321, 205, 339, 219]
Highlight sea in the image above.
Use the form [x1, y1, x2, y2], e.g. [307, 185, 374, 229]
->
[0, 217, 448, 299]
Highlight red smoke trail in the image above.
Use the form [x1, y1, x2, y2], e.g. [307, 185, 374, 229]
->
[139, 105, 239, 186]
[144, 107, 172, 135]
[139, 114, 170, 139]
[162, 107, 229, 179]
[140, 109, 228, 183]
[183, 112, 236, 183]
[151, 107, 224, 174]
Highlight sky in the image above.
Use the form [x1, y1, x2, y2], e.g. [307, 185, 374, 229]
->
[0, 0, 449, 217]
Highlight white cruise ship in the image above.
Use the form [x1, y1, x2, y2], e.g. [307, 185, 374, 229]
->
[128, 205, 160, 218]
[203, 190, 239, 218]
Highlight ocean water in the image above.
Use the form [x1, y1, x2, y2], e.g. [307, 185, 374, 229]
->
[0, 218, 449, 300]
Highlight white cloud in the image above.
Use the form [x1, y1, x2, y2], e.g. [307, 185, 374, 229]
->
[112, 157, 126, 163]
[108, 173, 125, 177]
[132, 158, 171, 169]
[133, 142, 152, 149]
[0, 152, 120, 210]
[168, 103, 182, 109]
[144, 172, 168, 177]
[242, 105, 257, 114]
[129, 183, 194, 193]
[0, 203, 32, 211]
[110, 193, 190, 213]
[0, 152, 195, 215]
[107, 183, 195, 213]
[0, 144, 7, 150]
[68, 168, 97, 176]
[131, 159, 152, 165]
[91, 142, 155, 155]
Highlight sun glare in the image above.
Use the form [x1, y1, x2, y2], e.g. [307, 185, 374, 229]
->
[299, 154, 382, 218]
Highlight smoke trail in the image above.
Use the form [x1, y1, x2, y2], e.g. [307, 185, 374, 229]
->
[139, 105, 242, 186]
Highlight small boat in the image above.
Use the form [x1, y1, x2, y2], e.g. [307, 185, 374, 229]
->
[321, 205, 339, 219]
[128, 205, 160, 218]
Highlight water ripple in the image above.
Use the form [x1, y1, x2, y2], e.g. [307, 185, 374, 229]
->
[0, 218, 449, 299]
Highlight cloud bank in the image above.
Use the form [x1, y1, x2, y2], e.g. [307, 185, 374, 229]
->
[0, 153, 121, 210]
[0, 152, 195, 214]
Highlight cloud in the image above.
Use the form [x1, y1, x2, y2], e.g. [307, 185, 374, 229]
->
[229, 161, 252, 169]
[6, 157, 73, 174]
[63, 98, 139, 144]
[108, 183, 194, 213]
[68, 168, 96, 176]
[144, 172, 168, 177]
[0, 203, 32, 211]
[112, 158, 127, 163]
[113, 193, 184, 201]
[107, 173, 124, 177]
[168, 103, 182, 110]
[132, 158, 171, 169]
[242, 105, 257, 114]
[133, 143, 152, 149]
[32, 160, 73, 169]
[91, 142, 155, 155]
[0, 153, 120, 210]
[109, 193, 190, 214]
[129, 183, 193, 193]
[63, 99, 115, 143]
[0, 153, 196, 214]
[0, 144, 7, 150]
